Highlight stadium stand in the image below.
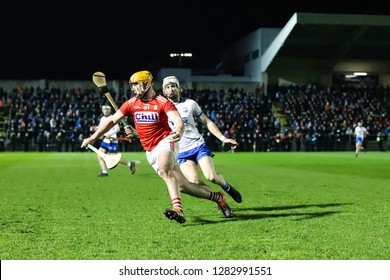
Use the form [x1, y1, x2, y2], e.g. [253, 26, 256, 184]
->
[1, 83, 389, 152]
[1, 13, 390, 152]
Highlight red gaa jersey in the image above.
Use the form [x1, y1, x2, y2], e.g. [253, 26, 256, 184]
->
[119, 95, 177, 151]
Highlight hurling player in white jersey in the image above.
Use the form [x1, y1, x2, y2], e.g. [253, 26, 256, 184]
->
[90, 104, 136, 176]
[354, 121, 369, 158]
[162, 76, 242, 203]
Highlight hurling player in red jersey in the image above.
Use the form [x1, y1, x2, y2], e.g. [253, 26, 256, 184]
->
[81, 70, 232, 224]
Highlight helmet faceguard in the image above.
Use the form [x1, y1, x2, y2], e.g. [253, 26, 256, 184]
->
[129, 70, 153, 99]
[162, 76, 181, 102]
[101, 104, 111, 115]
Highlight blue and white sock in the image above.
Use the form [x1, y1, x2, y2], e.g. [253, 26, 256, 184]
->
[222, 183, 231, 192]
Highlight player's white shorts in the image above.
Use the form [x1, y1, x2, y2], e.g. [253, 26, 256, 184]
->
[146, 137, 179, 175]
[355, 137, 363, 144]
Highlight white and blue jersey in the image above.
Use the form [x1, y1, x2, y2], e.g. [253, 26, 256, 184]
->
[354, 126, 367, 143]
[172, 97, 214, 165]
[96, 115, 120, 152]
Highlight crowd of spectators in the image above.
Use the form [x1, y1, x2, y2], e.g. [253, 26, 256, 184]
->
[273, 83, 390, 152]
[179, 86, 276, 152]
[0, 86, 139, 152]
[1, 82, 389, 152]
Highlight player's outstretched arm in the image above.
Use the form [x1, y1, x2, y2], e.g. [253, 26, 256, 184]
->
[81, 111, 124, 148]
[200, 114, 237, 149]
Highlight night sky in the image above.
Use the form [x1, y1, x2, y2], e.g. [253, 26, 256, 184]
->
[1, 0, 388, 80]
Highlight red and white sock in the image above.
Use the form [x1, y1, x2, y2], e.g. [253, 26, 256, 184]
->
[209, 192, 223, 203]
[172, 197, 183, 213]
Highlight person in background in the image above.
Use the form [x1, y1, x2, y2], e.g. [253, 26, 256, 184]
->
[162, 76, 242, 203]
[353, 121, 368, 158]
[90, 104, 136, 176]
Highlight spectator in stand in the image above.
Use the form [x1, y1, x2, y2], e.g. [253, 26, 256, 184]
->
[376, 129, 385, 151]
[294, 128, 302, 152]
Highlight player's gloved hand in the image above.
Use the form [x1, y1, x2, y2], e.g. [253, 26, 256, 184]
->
[169, 130, 182, 142]
[124, 125, 136, 139]
[81, 137, 95, 149]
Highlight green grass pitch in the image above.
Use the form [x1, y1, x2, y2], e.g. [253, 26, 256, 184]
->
[0, 151, 389, 260]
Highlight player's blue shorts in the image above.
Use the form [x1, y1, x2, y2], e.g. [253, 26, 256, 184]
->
[177, 144, 214, 166]
[355, 137, 363, 144]
[100, 141, 119, 153]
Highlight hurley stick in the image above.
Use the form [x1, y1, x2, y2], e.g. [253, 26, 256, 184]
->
[87, 144, 121, 169]
[92, 71, 137, 137]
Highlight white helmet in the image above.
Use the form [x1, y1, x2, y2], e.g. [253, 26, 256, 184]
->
[162, 76, 181, 101]
[101, 104, 111, 110]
